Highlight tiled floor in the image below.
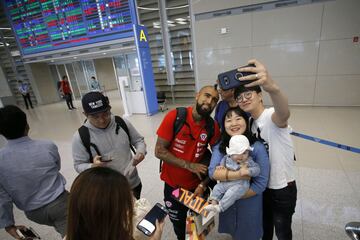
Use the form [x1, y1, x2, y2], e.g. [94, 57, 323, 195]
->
[1, 92, 359, 240]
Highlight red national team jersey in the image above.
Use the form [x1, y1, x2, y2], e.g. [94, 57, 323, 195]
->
[156, 107, 220, 190]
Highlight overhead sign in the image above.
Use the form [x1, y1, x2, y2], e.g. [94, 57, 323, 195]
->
[133, 24, 158, 115]
[4, 0, 138, 56]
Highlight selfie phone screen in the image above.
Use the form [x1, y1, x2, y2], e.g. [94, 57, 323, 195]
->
[137, 219, 155, 236]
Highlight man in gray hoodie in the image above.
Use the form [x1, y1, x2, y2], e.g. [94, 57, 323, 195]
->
[72, 92, 146, 199]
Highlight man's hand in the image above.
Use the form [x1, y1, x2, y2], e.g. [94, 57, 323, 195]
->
[132, 152, 145, 166]
[239, 166, 250, 177]
[5, 225, 25, 239]
[238, 59, 278, 94]
[91, 155, 106, 168]
[187, 162, 207, 179]
[238, 59, 290, 127]
[193, 184, 206, 198]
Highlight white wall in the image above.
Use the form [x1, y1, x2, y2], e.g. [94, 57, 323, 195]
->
[27, 63, 59, 104]
[191, 0, 360, 106]
[94, 58, 118, 91]
[0, 67, 12, 97]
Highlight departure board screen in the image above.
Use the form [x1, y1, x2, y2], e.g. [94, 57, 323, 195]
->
[4, 0, 137, 56]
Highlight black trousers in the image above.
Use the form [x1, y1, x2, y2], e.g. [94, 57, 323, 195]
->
[64, 93, 74, 109]
[263, 182, 297, 240]
[132, 182, 142, 200]
[163, 183, 190, 240]
[22, 93, 33, 109]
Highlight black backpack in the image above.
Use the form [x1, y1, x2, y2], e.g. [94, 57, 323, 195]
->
[159, 107, 216, 172]
[173, 107, 215, 142]
[78, 116, 136, 163]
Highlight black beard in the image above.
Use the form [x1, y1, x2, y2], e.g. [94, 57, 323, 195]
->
[196, 103, 212, 118]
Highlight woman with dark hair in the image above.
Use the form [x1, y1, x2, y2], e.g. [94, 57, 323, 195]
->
[208, 107, 270, 239]
[66, 167, 163, 240]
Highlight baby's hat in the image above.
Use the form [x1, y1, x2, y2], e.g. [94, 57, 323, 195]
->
[226, 135, 253, 155]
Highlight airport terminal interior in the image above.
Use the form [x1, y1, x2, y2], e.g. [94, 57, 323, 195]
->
[0, 93, 359, 240]
[0, 0, 359, 239]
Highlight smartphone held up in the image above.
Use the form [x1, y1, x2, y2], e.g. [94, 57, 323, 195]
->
[218, 63, 256, 90]
[137, 203, 168, 236]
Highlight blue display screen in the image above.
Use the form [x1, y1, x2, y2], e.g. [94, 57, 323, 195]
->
[4, 0, 137, 56]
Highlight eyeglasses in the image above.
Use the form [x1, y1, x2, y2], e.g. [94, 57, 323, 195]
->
[236, 91, 254, 103]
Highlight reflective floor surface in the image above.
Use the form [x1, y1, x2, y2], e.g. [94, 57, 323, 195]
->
[1, 91, 359, 240]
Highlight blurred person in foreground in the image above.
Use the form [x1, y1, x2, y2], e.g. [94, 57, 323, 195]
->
[65, 167, 164, 240]
[0, 105, 68, 239]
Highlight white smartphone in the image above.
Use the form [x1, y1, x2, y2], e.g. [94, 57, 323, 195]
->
[137, 203, 168, 236]
[16, 227, 41, 239]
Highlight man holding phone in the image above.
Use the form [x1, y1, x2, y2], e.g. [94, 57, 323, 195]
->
[0, 106, 68, 239]
[233, 59, 297, 240]
[72, 91, 146, 199]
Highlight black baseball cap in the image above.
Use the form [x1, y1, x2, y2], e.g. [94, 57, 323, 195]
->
[81, 92, 110, 114]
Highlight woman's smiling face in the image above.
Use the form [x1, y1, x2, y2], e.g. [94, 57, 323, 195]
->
[224, 111, 247, 137]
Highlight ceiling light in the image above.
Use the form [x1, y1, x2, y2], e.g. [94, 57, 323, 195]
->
[153, 22, 160, 28]
[167, 20, 175, 24]
[175, 18, 186, 21]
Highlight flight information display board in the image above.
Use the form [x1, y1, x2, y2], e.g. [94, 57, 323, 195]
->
[4, 0, 137, 56]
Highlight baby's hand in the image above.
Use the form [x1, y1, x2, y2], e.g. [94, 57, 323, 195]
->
[239, 166, 249, 177]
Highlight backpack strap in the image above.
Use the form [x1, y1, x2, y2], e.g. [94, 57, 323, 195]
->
[159, 107, 187, 173]
[204, 116, 215, 145]
[173, 107, 215, 143]
[114, 115, 136, 154]
[174, 107, 187, 137]
[158, 107, 216, 173]
[78, 116, 136, 163]
[78, 125, 101, 163]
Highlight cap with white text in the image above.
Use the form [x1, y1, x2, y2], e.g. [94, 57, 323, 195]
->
[81, 91, 110, 115]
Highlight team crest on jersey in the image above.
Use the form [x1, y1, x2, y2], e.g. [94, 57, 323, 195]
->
[200, 133, 207, 141]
